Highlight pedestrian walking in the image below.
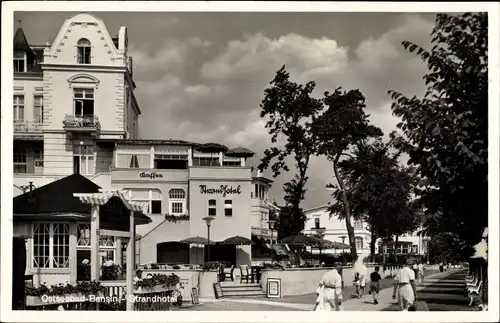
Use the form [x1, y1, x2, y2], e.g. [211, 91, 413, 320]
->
[395, 260, 418, 311]
[353, 273, 366, 298]
[316, 263, 344, 311]
[369, 266, 382, 305]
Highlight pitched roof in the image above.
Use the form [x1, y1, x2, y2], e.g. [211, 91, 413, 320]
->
[13, 27, 32, 52]
[226, 147, 256, 157]
[13, 174, 150, 224]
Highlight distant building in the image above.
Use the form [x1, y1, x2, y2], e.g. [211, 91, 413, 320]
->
[303, 204, 429, 258]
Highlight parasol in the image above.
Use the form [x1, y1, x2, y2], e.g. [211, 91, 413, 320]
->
[220, 235, 253, 245]
[180, 236, 213, 245]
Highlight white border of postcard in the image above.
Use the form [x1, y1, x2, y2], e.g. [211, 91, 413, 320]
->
[1, 1, 499, 322]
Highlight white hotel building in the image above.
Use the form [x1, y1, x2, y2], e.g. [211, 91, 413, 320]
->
[12, 13, 278, 282]
[303, 205, 429, 259]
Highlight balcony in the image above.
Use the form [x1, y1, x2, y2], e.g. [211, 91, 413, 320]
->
[14, 120, 44, 139]
[63, 115, 100, 135]
[251, 226, 270, 237]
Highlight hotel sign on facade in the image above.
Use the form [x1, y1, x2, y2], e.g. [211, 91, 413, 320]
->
[199, 185, 242, 197]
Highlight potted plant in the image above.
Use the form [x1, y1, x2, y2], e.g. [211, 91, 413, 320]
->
[134, 273, 180, 294]
[101, 260, 121, 280]
[25, 281, 106, 307]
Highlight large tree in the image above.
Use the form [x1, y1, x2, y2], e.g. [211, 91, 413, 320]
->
[388, 12, 488, 259]
[329, 140, 420, 262]
[258, 66, 323, 245]
[311, 88, 382, 260]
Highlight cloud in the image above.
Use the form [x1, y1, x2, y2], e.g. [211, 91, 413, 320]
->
[129, 14, 434, 208]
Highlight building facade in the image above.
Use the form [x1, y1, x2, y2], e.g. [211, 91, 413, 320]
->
[12, 13, 273, 271]
[303, 205, 372, 256]
[303, 205, 428, 258]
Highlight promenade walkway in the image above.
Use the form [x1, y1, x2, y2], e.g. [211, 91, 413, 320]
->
[186, 268, 472, 311]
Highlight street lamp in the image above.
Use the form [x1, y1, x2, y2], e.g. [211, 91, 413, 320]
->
[202, 216, 215, 262]
[340, 235, 347, 265]
[267, 219, 276, 260]
[312, 227, 326, 266]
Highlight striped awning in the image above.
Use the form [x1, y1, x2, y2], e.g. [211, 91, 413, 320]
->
[73, 189, 145, 212]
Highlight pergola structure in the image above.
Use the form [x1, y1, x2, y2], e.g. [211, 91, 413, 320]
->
[74, 189, 146, 311]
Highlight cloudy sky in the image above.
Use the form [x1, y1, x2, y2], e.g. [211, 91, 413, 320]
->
[15, 11, 437, 209]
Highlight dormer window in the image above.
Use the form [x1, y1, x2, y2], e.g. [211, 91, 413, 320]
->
[77, 38, 91, 64]
[14, 51, 26, 72]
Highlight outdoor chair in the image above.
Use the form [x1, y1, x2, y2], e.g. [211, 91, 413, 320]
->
[239, 265, 252, 284]
[223, 265, 235, 281]
[468, 281, 482, 306]
[466, 276, 479, 290]
[467, 277, 481, 292]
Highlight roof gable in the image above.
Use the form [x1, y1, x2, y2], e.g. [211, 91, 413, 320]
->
[13, 174, 101, 215]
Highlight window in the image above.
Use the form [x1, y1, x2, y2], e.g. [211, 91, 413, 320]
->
[169, 189, 186, 215]
[13, 95, 25, 121]
[77, 38, 91, 64]
[355, 237, 363, 250]
[34, 95, 43, 123]
[32, 223, 69, 269]
[208, 199, 216, 216]
[14, 148, 27, 173]
[154, 154, 188, 170]
[353, 220, 363, 230]
[76, 223, 117, 279]
[223, 161, 241, 166]
[73, 144, 95, 175]
[193, 157, 220, 166]
[125, 189, 162, 214]
[73, 89, 94, 116]
[402, 245, 409, 254]
[315, 218, 320, 229]
[116, 153, 150, 168]
[14, 51, 26, 72]
[224, 200, 233, 216]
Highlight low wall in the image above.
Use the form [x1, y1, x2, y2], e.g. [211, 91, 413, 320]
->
[261, 266, 394, 297]
[142, 269, 210, 301]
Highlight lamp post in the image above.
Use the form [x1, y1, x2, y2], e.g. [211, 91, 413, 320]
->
[202, 216, 215, 262]
[340, 235, 347, 265]
[267, 219, 276, 261]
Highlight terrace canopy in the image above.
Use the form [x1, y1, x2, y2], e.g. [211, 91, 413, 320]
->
[74, 189, 147, 311]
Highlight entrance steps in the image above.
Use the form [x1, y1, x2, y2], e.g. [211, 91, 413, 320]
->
[220, 282, 266, 298]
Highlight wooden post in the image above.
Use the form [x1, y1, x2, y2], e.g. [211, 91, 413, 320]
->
[116, 237, 122, 276]
[69, 222, 78, 283]
[90, 204, 100, 281]
[126, 210, 135, 311]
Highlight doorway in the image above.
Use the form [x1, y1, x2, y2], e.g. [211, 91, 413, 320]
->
[205, 244, 237, 265]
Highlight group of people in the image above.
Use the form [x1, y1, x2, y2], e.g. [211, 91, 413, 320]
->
[315, 259, 426, 311]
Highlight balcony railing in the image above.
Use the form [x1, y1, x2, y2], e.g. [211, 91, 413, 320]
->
[251, 226, 270, 237]
[14, 120, 44, 133]
[63, 115, 101, 132]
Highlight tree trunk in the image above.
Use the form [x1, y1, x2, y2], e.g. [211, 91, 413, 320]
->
[333, 156, 357, 261]
[394, 235, 399, 265]
[370, 229, 377, 263]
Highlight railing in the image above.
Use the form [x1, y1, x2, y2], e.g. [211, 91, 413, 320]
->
[251, 226, 270, 236]
[62, 115, 100, 131]
[14, 120, 44, 133]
